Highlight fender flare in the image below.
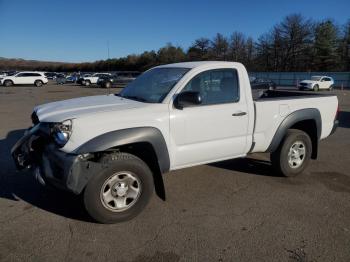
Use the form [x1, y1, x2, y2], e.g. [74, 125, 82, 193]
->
[266, 108, 322, 154]
[74, 127, 170, 174]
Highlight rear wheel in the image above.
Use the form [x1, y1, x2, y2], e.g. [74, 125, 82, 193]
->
[4, 80, 14, 87]
[83, 153, 154, 223]
[313, 84, 319, 91]
[271, 129, 312, 177]
[34, 80, 43, 87]
[328, 85, 334, 91]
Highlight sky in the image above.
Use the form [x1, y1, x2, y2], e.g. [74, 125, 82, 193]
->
[0, 0, 349, 62]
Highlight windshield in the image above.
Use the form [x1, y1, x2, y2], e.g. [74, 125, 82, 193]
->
[118, 67, 190, 103]
[311, 76, 322, 81]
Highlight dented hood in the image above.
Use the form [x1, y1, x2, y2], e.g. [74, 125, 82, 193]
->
[35, 94, 144, 123]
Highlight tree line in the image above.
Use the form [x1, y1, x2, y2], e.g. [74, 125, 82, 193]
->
[1, 14, 350, 72]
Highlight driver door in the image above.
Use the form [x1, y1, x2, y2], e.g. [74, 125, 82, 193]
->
[14, 73, 26, 84]
[169, 68, 249, 169]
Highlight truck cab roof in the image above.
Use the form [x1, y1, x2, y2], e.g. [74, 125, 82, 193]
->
[156, 61, 243, 69]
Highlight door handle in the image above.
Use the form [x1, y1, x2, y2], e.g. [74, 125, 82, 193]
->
[232, 111, 247, 116]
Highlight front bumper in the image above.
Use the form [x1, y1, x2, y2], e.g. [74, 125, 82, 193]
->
[40, 144, 97, 194]
[299, 84, 312, 90]
[11, 125, 99, 194]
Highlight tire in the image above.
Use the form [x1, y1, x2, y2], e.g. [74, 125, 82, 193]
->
[271, 129, 312, 177]
[328, 85, 334, 91]
[34, 80, 43, 87]
[313, 84, 319, 92]
[4, 80, 13, 87]
[84, 80, 91, 87]
[84, 153, 154, 223]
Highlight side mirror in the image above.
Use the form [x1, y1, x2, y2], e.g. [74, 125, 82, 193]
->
[174, 91, 202, 109]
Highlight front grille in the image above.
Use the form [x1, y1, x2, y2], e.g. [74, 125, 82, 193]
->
[300, 83, 308, 87]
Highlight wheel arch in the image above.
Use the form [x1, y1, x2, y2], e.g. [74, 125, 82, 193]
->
[4, 79, 14, 85]
[266, 108, 321, 159]
[74, 127, 170, 200]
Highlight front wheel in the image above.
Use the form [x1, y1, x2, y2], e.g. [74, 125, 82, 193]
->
[83, 153, 154, 223]
[3, 80, 13, 87]
[84, 80, 91, 87]
[313, 84, 319, 92]
[271, 129, 312, 177]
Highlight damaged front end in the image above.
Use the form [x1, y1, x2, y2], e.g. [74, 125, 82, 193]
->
[11, 117, 102, 195]
[11, 123, 49, 170]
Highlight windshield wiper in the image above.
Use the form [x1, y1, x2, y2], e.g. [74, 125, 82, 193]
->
[118, 94, 148, 102]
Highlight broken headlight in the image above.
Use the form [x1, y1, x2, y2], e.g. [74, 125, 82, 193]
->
[52, 120, 72, 147]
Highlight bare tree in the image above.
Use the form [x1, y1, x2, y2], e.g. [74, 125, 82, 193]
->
[210, 33, 229, 60]
[278, 14, 314, 71]
[255, 32, 273, 71]
[228, 31, 247, 62]
[245, 37, 255, 70]
[187, 38, 211, 60]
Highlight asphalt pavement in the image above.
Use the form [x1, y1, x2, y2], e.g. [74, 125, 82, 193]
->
[0, 83, 349, 262]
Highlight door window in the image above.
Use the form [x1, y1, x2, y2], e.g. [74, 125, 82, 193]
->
[181, 69, 239, 105]
[31, 73, 41, 77]
[20, 73, 38, 77]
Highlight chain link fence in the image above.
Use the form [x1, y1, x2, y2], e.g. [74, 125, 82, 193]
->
[249, 72, 350, 88]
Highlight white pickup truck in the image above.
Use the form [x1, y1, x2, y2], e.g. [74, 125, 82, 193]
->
[11, 62, 339, 223]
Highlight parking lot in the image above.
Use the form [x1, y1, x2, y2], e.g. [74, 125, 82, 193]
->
[0, 82, 349, 262]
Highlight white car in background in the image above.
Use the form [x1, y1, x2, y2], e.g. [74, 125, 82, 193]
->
[299, 76, 334, 91]
[0, 72, 8, 78]
[0, 71, 48, 87]
[82, 73, 112, 86]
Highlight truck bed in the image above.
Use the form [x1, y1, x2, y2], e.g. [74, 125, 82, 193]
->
[253, 90, 335, 101]
[252, 90, 338, 153]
